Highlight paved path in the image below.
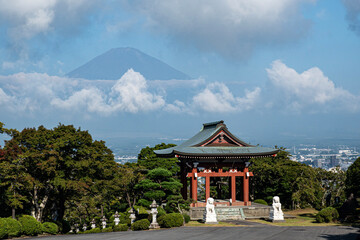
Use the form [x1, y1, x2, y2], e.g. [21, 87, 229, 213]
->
[29, 226, 360, 240]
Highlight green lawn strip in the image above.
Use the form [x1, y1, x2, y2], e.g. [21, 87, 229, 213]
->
[248, 216, 341, 227]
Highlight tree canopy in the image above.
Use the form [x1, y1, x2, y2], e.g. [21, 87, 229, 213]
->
[345, 157, 360, 198]
[137, 143, 179, 174]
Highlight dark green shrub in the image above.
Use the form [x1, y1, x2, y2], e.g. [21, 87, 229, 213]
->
[101, 227, 113, 232]
[18, 215, 42, 236]
[138, 199, 152, 208]
[113, 224, 128, 231]
[182, 213, 190, 223]
[42, 222, 58, 235]
[254, 199, 268, 205]
[55, 219, 71, 234]
[137, 213, 149, 220]
[84, 228, 101, 234]
[316, 207, 339, 223]
[5, 218, 22, 237]
[157, 207, 166, 218]
[131, 219, 150, 231]
[158, 213, 183, 228]
[0, 218, 9, 239]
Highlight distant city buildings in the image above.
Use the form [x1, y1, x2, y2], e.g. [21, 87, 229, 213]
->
[288, 145, 359, 170]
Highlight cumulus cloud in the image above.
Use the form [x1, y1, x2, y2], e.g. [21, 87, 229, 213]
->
[266, 60, 360, 112]
[52, 69, 165, 114]
[342, 0, 360, 35]
[192, 82, 261, 112]
[126, 0, 313, 59]
[0, 69, 165, 115]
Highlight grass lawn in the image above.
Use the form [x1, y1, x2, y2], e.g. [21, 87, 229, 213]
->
[186, 208, 346, 227]
[248, 208, 341, 226]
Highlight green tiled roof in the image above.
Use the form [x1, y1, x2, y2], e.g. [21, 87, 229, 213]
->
[154, 121, 279, 157]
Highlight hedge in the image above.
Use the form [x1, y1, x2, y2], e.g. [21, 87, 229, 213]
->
[101, 227, 113, 232]
[42, 222, 59, 235]
[254, 199, 268, 205]
[316, 207, 339, 223]
[4, 218, 22, 237]
[131, 219, 150, 231]
[83, 228, 101, 234]
[0, 218, 9, 239]
[158, 213, 183, 228]
[157, 207, 166, 218]
[182, 213, 190, 223]
[18, 215, 42, 236]
[113, 224, 128, 231]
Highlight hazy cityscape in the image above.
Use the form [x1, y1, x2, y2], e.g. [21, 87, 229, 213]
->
[110, 137, 360, 171]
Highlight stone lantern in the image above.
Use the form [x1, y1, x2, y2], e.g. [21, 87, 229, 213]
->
[114, 211, 120, 226]
[149, 200, 160, 229]
[101, 216, 107, 229]
[82, 223, 87, 231]
[128, 208, 136, 224]
[90, 219, 96, 229]
[74, 223, 79, 233]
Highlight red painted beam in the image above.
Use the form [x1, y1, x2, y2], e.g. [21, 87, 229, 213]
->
[186, 171, 253, 178]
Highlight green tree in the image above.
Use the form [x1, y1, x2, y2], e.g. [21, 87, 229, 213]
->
[138, 143, 179, 174]
[0, 140, 29, 218]
[1, 124, 117, 222]
[135, 168, 182, 208]
[345, 157, 360, 198]
[250, 149, 331, 209]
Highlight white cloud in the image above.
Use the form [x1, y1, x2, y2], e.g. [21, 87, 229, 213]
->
[108, 69, 165, 113]
[127, 0, 313, 59]
[192, 82, 261, 112]
[0, 69, 166, 115]
[164, 100, 187, 113]
[266, 60, 360, 112]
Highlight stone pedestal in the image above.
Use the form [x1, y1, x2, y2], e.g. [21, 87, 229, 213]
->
[203, 197, 218, 224]
[269, 196, 284, 222]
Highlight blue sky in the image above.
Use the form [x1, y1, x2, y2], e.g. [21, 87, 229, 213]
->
[0, 0, 360, 147]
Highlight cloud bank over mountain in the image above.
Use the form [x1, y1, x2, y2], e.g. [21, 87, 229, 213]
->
[0, 61, 358, 118]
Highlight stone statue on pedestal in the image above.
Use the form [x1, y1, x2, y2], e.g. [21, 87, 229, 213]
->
[269, 196, 284, 222]
[203, 197, 218, 224]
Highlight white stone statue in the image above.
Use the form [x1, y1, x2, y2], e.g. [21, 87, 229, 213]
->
[269, 196, 284, 222]
[203, 197, 218, 224]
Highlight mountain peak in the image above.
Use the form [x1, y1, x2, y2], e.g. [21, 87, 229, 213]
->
[67, 47, 191, 80]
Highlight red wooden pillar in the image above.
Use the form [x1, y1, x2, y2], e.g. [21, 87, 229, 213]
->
[205, 176, 210, 201]
[191, 168, 198, 201]
[231, 175, 236, 203]
[243, 167, 249, 204]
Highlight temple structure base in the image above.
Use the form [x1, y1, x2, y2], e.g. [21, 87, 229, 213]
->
[191, 200, 251, 208]
[190, 203, 271, 221]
